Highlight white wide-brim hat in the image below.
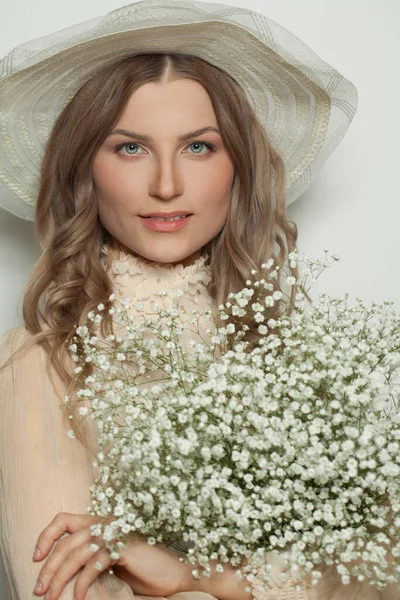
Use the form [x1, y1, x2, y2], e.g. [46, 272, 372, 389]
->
[0, 0, 358, 221]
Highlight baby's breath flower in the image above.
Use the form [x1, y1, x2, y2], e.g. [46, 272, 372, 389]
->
[264, 296, 275, 308]
[286, 276, 297, 286]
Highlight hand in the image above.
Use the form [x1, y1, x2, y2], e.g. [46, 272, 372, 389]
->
[32, 512, 193, 600]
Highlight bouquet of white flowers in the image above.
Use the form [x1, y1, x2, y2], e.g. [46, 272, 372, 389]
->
[64, 250, 400, 594]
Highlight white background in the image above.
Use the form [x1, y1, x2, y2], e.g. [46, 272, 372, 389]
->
[0, 0, 399, 597]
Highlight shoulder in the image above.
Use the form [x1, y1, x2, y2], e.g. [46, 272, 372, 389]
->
[0, 325, 36, 362]
[0, 326, 63, 413]
[0, 324, 32, 344]
[0, 326, 50, 387]
[0, 326, 71, 406]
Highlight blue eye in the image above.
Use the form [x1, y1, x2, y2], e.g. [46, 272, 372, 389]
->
[119, 143, 140, 155]
[188, 141, 214, 154]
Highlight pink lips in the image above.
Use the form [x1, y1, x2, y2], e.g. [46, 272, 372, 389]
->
[139, 214, 192, 232]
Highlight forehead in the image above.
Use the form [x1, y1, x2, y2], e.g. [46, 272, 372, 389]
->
[117, 78, 218, 127]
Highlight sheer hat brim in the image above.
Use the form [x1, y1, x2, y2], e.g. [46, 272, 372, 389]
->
[0, 0, 358, 220]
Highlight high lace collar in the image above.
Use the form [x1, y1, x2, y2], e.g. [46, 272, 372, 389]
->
[100, 245, 212, 314]
[102, 244, 208, 278]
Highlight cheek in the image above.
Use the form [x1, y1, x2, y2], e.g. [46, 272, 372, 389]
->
[92, 154, 134, 199]
[92, 160, 126, 229]
[202, 162, 234, 214]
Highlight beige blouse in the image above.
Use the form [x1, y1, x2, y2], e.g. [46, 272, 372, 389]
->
[0, 247, 398, 600]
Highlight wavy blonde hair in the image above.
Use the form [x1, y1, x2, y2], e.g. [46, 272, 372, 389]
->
[1, 53, 310, 456]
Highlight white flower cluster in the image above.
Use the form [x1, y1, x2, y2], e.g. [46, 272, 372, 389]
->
[64, 250, 400, 593]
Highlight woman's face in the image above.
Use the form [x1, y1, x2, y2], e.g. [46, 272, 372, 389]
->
[92, 78, 235, 266]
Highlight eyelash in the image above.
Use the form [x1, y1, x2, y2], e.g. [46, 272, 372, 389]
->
[114, 140, 216, 157]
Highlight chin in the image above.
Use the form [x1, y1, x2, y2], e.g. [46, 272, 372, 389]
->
[143, 247, 202, 267]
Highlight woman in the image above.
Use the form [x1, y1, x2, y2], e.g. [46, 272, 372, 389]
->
[0, 1, 365, 599]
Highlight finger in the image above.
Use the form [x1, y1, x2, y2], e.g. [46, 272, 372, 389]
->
[34, 512, 96, 561]
[73, 547, 117, 600]
[40, 540, 109, 600]
[34, 528, 91, 596]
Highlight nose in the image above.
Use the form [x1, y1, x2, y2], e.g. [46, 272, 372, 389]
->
[148, 151, 184, 201]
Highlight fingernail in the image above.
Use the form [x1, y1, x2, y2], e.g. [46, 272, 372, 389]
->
[44, 591, 51, 600]
[33, 546, 41, 561]
[34, 581, 42, 594]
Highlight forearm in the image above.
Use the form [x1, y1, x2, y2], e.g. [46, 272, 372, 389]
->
[180, 559, 254, 600]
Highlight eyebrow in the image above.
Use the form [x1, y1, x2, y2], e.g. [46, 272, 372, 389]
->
[108, 126, 221, 142]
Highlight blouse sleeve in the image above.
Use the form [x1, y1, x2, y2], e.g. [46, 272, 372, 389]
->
[0, 326, 135, 600]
